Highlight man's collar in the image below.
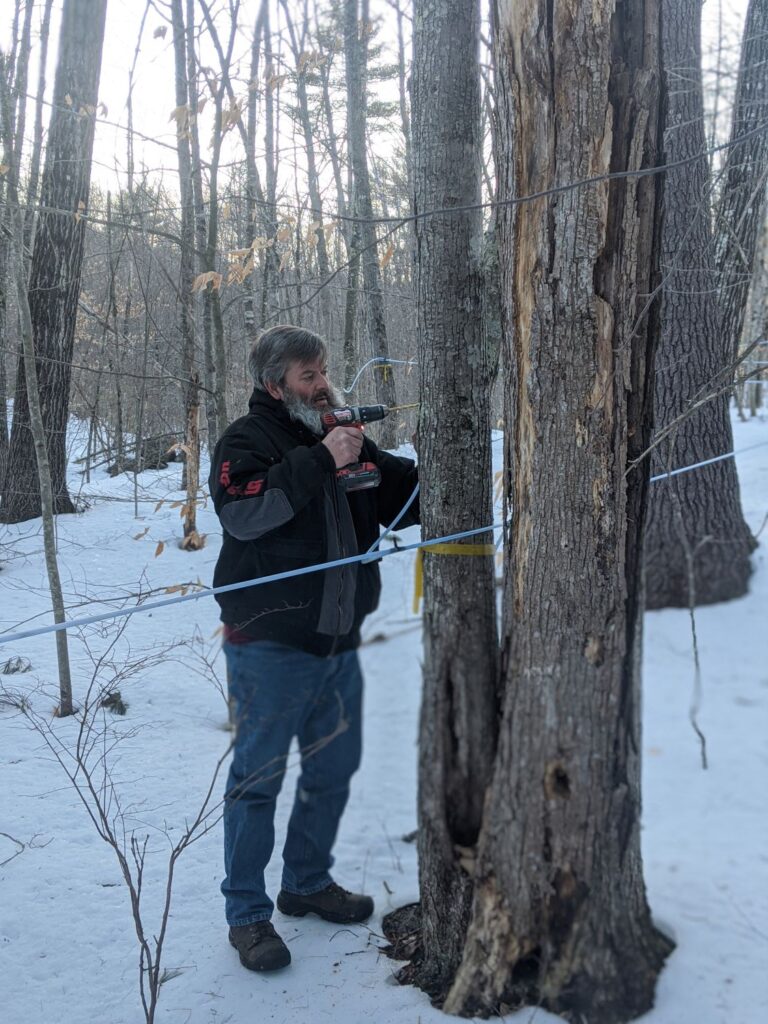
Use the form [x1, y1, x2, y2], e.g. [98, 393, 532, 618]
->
[247, 387, 319, 441]
[248, 387, 284, 416]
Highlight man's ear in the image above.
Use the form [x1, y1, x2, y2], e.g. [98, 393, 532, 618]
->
[264, 380, 283, 401]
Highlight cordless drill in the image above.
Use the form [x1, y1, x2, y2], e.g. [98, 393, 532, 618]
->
[321, 404, 389, 491]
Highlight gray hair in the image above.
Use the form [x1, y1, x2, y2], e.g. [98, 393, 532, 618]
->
[248, 325, 328, 392]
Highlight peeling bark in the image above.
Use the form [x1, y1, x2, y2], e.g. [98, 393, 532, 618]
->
[442, 0, 673, 1018]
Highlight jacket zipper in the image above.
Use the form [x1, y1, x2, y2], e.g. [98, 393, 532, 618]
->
[328, 480, 345, 658]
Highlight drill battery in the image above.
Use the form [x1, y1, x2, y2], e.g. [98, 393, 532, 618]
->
[320, 405, 389, 492]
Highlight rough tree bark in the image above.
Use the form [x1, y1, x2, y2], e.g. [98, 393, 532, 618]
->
[0, 62, 73, 716]
[1, 0, 108, 523]
[170, 0, 203, 550]
[644, 0, 756, 609]
[439, 0, 673, 1018]
[243, 0, 273, 342]
[743, 204, 768, 415]
[715, 0, 768, 367]
[407, 0, 499, 995]
[23, 0, 55, 261]
[280, 0, 333, 336]
[261, 0, 282, 327]
[190, 0, 234, 447]
[344, 0, 397, 445]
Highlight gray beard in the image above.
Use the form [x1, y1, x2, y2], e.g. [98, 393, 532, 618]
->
[282, 382, 343, 435]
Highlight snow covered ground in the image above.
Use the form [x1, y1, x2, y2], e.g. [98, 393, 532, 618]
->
[1, 412, 766, 1024]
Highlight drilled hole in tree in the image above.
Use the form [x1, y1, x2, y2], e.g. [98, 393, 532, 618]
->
[545, 761, 571, 799]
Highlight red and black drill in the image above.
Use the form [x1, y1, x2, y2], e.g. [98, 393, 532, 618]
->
[320, 404, 389, 491]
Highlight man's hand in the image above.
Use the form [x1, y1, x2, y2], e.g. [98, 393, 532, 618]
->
[321, 426, 364, 468]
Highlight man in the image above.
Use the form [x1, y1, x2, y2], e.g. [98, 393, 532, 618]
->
[209, 325, 419, 972]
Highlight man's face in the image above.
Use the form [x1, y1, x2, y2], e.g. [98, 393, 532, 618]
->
[280, 358, 332, 409]
[266, 357, 342, 434]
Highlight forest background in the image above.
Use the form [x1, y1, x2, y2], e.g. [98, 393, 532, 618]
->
[1, 1, 767, 1023]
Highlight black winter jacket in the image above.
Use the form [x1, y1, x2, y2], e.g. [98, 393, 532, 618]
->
[209, 389, 419, 656]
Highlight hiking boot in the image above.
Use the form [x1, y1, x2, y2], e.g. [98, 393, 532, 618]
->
[277, 882, 374, 924]
[229, 921, 291, 971]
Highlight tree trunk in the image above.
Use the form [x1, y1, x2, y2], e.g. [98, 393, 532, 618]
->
[344, 0, 397, 444]
[644, 0, 756, 609]
[186, 0, 218, 451]
[0, 238, 9, 493]
[243, 0, 270, 342]
[0, 106, 12, 490]
[170, 0, 202, 550]
[280, 0, 333, 336]
[261, 1, 282, 325]
[443, 0, 673, 1018]
[715, 0, 768, 367]
[744, 205, 768, 415]
[0, 67, 73, 716]
[407, 0, 499, 996]
[23, 0, 55, 261]
[1, 0, 107, 523]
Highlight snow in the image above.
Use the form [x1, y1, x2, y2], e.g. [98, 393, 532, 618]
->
[1, 413, 766, 1024]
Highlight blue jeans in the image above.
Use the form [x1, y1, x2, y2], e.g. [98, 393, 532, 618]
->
[221, 640, 364, 926]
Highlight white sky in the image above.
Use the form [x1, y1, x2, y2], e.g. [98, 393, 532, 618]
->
[1, 0, 752, 203]
[3, 0, 406, 201]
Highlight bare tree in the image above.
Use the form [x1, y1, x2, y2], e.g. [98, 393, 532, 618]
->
[8, 633, 231, 1024]
[0, 62, 73, 716]
[644, 0, 757, 608]
[1, 0, 108, 523]
[389, 0, 673, 1018]
[170, 0, 204, 551]
[404, 0, 498, 996]
[715, 0, 768, 366]
[344, 0, 397, 444]
[280, 0, 333, 335]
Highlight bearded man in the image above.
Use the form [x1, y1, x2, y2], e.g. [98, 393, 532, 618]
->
[209, 324, 419, 972]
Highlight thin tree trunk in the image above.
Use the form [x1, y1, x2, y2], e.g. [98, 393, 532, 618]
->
[10, 0, 33, 176]
[261, 1, 282, 324]
[23, 0, 55, 262]
[344, 0, 397, 445]
[195, 0, 241, 445]
[2, 0, 108, 523]
[0, 69, 73, 716]
[106, 193, 126, 472]
[645, 0, 756, 609]
[343, 160, 360, 391]
[443, 0, 673, 1018]
[186, 0, 217, 450]
[280, 0, 332, 336]
[0, 118, 12, 489]
[243, 0, 269, 342]
[392, 0, 416, 271]
[170, 0, 202, 550]
[409, 0, 498, 995]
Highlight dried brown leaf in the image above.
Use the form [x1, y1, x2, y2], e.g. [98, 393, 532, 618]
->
[379, 242, 395, 269]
